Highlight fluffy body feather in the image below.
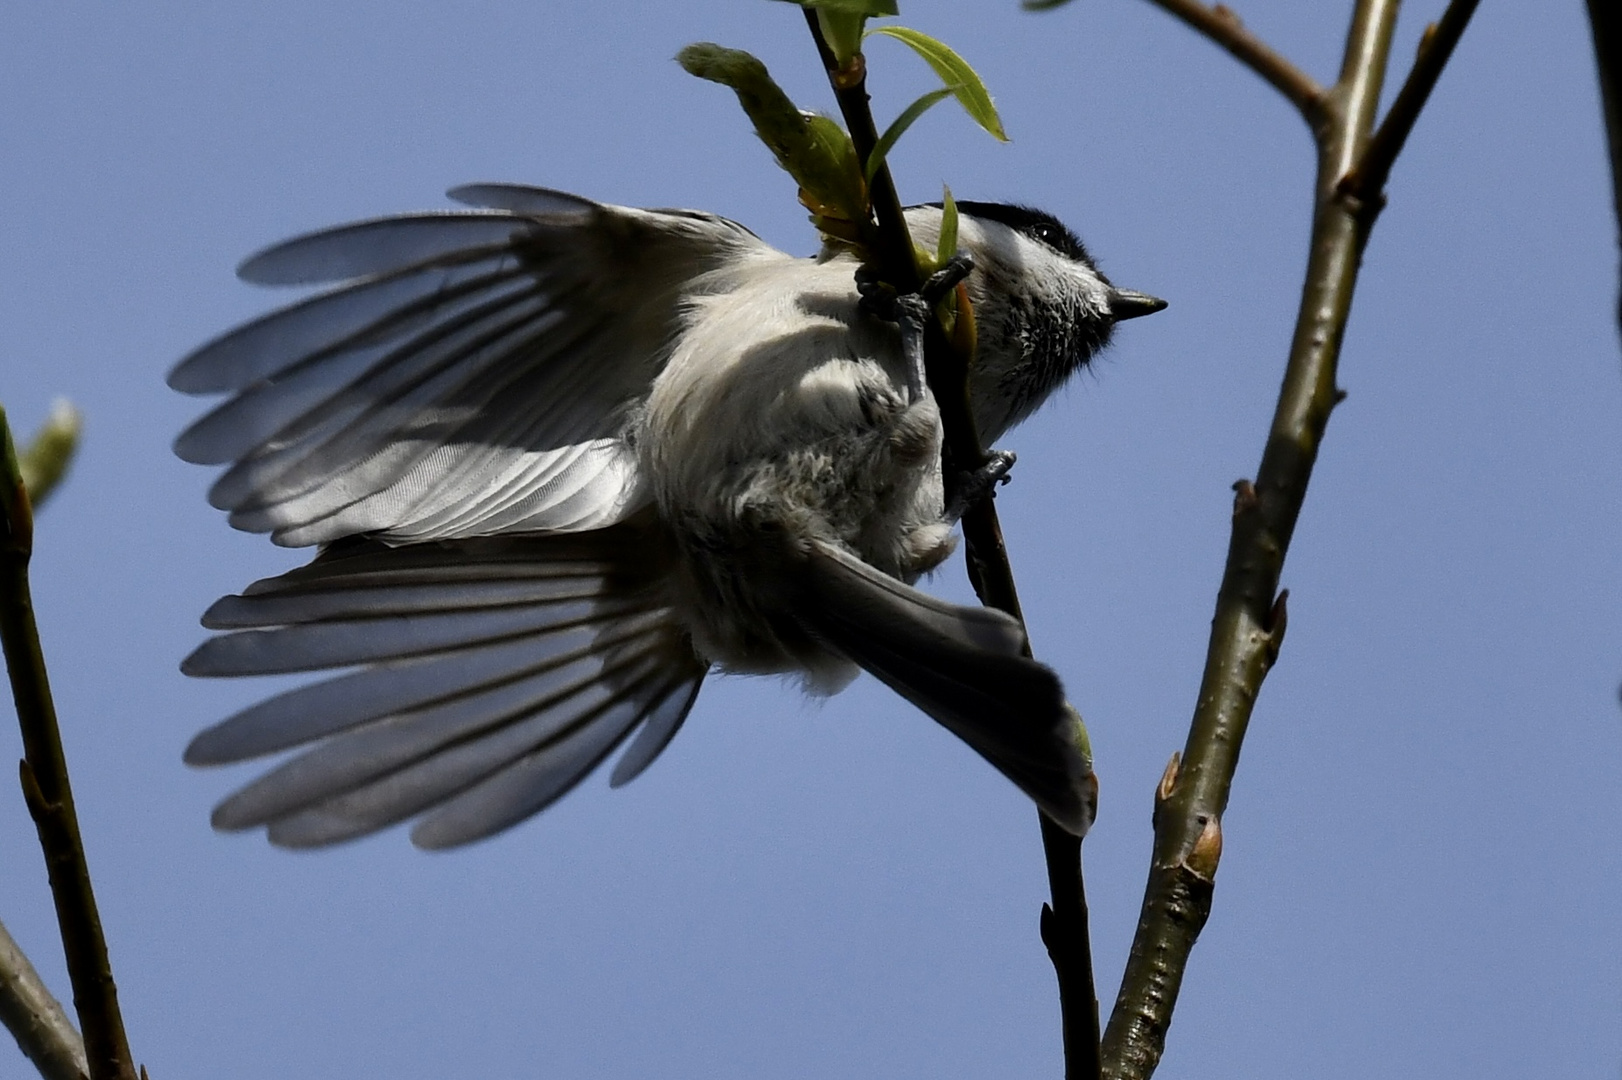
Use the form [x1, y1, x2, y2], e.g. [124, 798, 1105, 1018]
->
[175, 185, 1156, 847]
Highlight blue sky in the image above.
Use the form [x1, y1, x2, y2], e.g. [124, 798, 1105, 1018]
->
[2, 1, 1618, 1077]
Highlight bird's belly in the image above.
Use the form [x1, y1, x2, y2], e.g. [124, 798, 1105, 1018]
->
[639, 296, 954, 681]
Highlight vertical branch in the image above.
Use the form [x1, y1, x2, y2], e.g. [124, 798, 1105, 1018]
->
[0, 404, 138, 1080]
[1, 918, 88, 1080]
[801, 12, 920, 293]
[1100, 1, 1405, 1076]
[802, 12, 1101, 1079]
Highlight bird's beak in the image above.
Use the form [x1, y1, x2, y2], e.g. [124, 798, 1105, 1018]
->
[1108, 288, 1168, 321]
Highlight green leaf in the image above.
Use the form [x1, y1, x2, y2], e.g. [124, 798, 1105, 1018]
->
[936, 185, 959, 265]
[15, 399, 81, 511]
[676, 43, 868, 235]
[864, 85, 957, 184]
[817, 11, 867, 65]
[865, 26, 1008, 141]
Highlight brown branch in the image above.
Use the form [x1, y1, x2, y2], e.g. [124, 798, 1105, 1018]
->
[1141, 0, 1327, 126]
[0, 404, 138, 1080]
[1, 917, 88, 1080]
[1100, 1, 1406, 1076]
[1341, 0, 1483, 207]
[802, 11, 1101, 1079]
[1588, 0, 1622, 334]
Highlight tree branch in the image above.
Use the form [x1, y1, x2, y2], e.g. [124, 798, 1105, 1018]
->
[1340, 0, 1483, 208]
[0, 404, 138, 1080]
[1100, 1, 1405, 1076]
[1587, 0, 1622, 334]
[802, 11, 1101, 1078]
[1140, 0, 1327, 127]
[1, 917, 87, 1080]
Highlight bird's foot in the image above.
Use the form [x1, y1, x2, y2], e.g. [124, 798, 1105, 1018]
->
[945, 449, 1016, 522]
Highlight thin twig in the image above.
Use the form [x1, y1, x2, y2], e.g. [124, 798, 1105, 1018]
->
[1141, 0, 1327, 126]
[1587, 0, 1622, 334]
[0, 404, 138, 1080]
[1341, 0, 1483, 207]
[802, 14, 920, 294]
[801, 11, 1101, 1079]
[0, 917, 88, 1080]
[1099, 1, 1408, 1076]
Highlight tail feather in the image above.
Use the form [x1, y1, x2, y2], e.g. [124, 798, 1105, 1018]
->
[183, 527, 707, 849]
[796, 540, 1092, 835]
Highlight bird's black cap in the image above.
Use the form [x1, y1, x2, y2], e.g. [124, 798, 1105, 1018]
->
[946, 201, 1092, 265]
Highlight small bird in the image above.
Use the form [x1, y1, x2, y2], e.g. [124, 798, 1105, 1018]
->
[171, 184, 1163, 849]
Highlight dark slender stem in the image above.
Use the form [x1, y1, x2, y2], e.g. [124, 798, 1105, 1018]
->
[1039, 814, 1099, 1078]
[0, 917, 88, 1080]
[1141, 0, 1327, 127]
[1341, 0, 1482, 205]
[802, 12, 1100, 1079]
[0, 405, 138, 1080]
[802, 9, 919, 293]
[1100, 1, 1404, 1076]
[1587, 0, 1622, 334]
[957, 488, 1100, 1080]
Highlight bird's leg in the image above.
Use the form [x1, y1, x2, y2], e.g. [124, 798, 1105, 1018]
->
[857, 254, 975, 406]
[857, 255, 1011, 518]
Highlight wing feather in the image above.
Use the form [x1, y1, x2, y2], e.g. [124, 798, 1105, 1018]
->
[172, 188, 775, 545]
[237, 212, 583, 286]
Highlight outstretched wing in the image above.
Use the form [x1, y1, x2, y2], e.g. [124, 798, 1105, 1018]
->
[183, 524, 708, 849]
[170, 184, 775, 547]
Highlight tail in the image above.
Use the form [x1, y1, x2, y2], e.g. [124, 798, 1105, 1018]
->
[793, 540, 1094, 836]
[183, 524, 707, 849]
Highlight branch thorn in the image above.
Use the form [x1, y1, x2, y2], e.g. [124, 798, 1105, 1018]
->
[1232, 478, 1258, 516]
[1152, 752, 1180, 828]
[1265, 589, 1290, 658]
[1185, 815, 1223, 879]
[1418, 21, 1438, 57]
[19, 757, 47, 820]
[1156, 753, 1180, 805]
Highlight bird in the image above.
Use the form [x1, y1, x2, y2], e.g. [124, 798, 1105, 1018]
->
[170, 183, 1164, 850]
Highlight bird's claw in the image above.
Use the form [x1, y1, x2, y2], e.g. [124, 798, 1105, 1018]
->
[920, 252, 975, 307]
[945, 449, 1016, 522]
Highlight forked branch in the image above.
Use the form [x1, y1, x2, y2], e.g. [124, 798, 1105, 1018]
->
[1341, 0, 1484, 207]
[1141, 0, 1326, 126]
[1098, 0, 1480, 1073]
[0, 404, 138, 1080]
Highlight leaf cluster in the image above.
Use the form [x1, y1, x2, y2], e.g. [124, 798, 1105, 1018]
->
[679, 1, 1005, 271]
